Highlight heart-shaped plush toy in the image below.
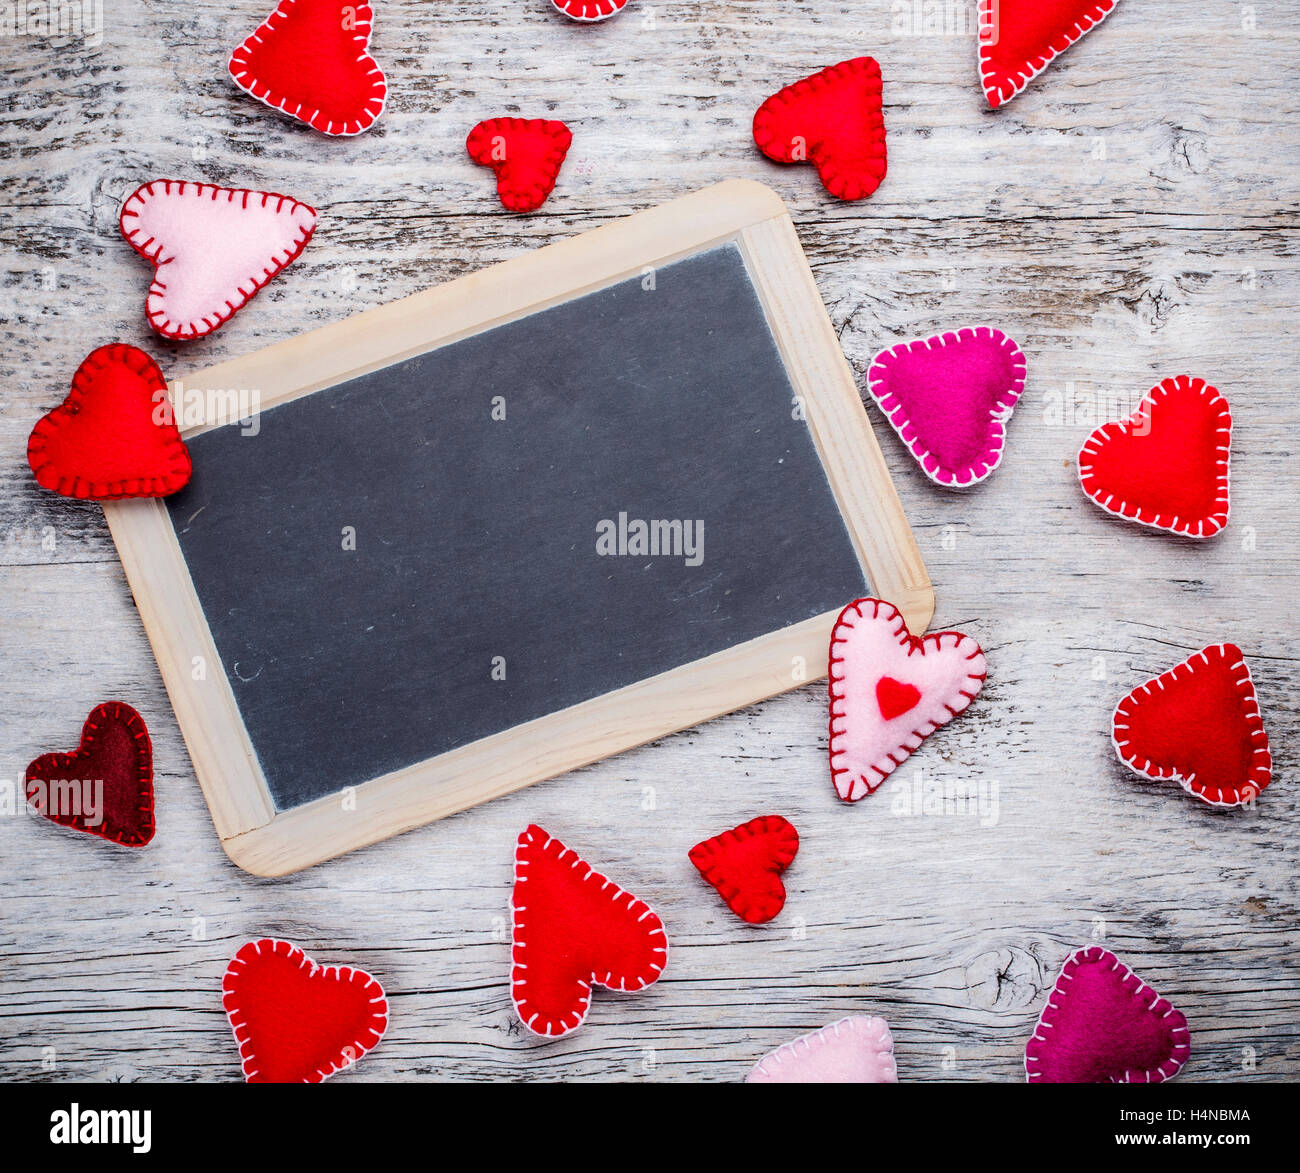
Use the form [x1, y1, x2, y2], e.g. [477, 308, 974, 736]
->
[866, 327, 1027, 488]
[227, 0, 387, 136]
[689, 815, 799, 925]
[1025, 946, 1190, 1083]
[466, 118, 573, 213]
[979, 0, 1119, 109]
[747, 1016, 898, 1083]
[829, 598, 986, 802]
[511, 824, 668, 1038]
[550, 0, 628, 20]
[27, 344, 192, 500]
[25, 702, 155, 847]
[753, 57, 887, 201]
[1112, 644, 1272, 808]
[223, 939, 389, 1083]
[1078, 375, 1231, 539]
[120, 179, 317, 341]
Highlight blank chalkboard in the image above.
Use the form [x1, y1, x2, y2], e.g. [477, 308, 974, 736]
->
[106, 181, 931, 873]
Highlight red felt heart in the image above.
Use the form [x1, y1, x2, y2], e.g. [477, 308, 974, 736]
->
[1112, 644, 1272, 808]
[27, 345, 192, 500]
[979, 0, 1118, 109]
[222, 939, 389, 1083]
[511, 825, 668, 1038]
[1078, 375, 1231, 539]
[1025, 947, 1190, 1083]
[466, 118, 573, 213]
[753, 57, 887, 201]
[875, 676, 922, 722]
[227, 0, 388, 137]
[25, 702, 155, 847]
[689, 815, 799, 925]
[551, 0, 628, 20]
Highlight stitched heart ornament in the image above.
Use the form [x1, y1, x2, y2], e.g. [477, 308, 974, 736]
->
[223, 939, 389, 1083]
[1113, 644, 1271, 808]
[551, 0, 628, 20]
[829, 598, 986, 802]
[1025, 947, 1190, 1083]
[120, 179, 317, 341]
[228, 0, 387, 136]
[511, 825, 668, 1038]
[753, 57, 887, 201]
[979, 0, 1118, 109]
[689, 815, 799, 925]
[1078, 375, 1231, 539]
[748, 1016, 898, 1083]
[466, 118, 573, 213]
[867, 327, 1027, 488]
[27, 344, 191, 499]
[25, 702, 155, 847]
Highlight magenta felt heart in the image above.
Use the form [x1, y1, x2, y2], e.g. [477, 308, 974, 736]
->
[1025, 947, 1190, 1083]
[866, 327, 1026, 488]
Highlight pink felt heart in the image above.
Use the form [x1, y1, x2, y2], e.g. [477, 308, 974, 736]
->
[1025, 947, 1191, 1083]
[866, 326, 1027, 488]
[829, 598, 986, 802]
[747, 1016, 897, 1083]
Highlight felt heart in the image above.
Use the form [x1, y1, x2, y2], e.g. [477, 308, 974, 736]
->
[120, 179, 317, 341]
[228, 0, 387, 136]
[1112, 643, 1271, 808]
[753, 57, 887, 201]
[27, 344, 192, 500]
[689, 815, 799, 925]
[1078, 375, 1231, 539]
[829, 598, 986, 802]
[876, 677, 922, 721]
[24, 702, 155, 847]
[747, 1016, 898, 1083]
[979, 0, 1118, 109]
[511, 825, 668, 1038]
[466, 118, 573, 213]
[866, 327, 1027, 489]
[222, 939, 389, 1083]
[1025, 946, 1190, 1083]
[551, 0, 628, 20]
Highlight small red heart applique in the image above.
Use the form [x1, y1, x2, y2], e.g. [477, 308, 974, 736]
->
[228, 0, 388, 136]
[550, 0, 628, 20]
[1112, 644, 1272, 808]
[25, 702, 155, 847]
[979, 0, 1118, 109]
[689, 815, 800, 925]
[511, 825, 668, 1038]
[753, 57, 887, 201]
[467, 118, 573, 213]
[1025, 946, 1190, 1083]
[829, 598, 987, 802]
[120, 179, 318, 341]
[223, 939, 390, 1083]
[27, 345, 191, 500]
[1078, 375, 1231, 539]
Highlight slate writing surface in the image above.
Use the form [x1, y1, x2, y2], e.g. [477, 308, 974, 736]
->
[165, 244, 871, 809]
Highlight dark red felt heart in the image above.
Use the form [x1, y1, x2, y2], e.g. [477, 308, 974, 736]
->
[223, 939, 389, 1082]
[27, 344, 191, 500]
[979, 0, 1118, 109]
[1112, 644, 1272, 808]
[689, 815, 799, 925]
[753, 57, 887, 201]
[227, 0, 388, 136]
[875, 676, 922, 722]
[25, 702, 155, 847]
[511, 825, 668, 1038]
[1078, 375, 1231, 539]
[466, 118, 573, 213]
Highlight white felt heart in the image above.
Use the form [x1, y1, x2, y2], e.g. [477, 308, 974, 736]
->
[120, 179, 317, 341]
[828, 597, 986, 802]
[747, 1016, 898, 1083]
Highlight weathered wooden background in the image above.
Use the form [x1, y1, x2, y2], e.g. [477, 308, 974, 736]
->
[2, 1, 1297, 1082]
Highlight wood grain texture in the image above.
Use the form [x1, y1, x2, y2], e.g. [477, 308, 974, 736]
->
[1, 0, 1297, 1082]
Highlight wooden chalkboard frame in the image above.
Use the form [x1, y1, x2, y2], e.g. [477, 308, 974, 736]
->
[103, 180, 933, 876]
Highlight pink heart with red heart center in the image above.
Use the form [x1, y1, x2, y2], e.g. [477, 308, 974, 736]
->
[829, 598, 986, 802]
